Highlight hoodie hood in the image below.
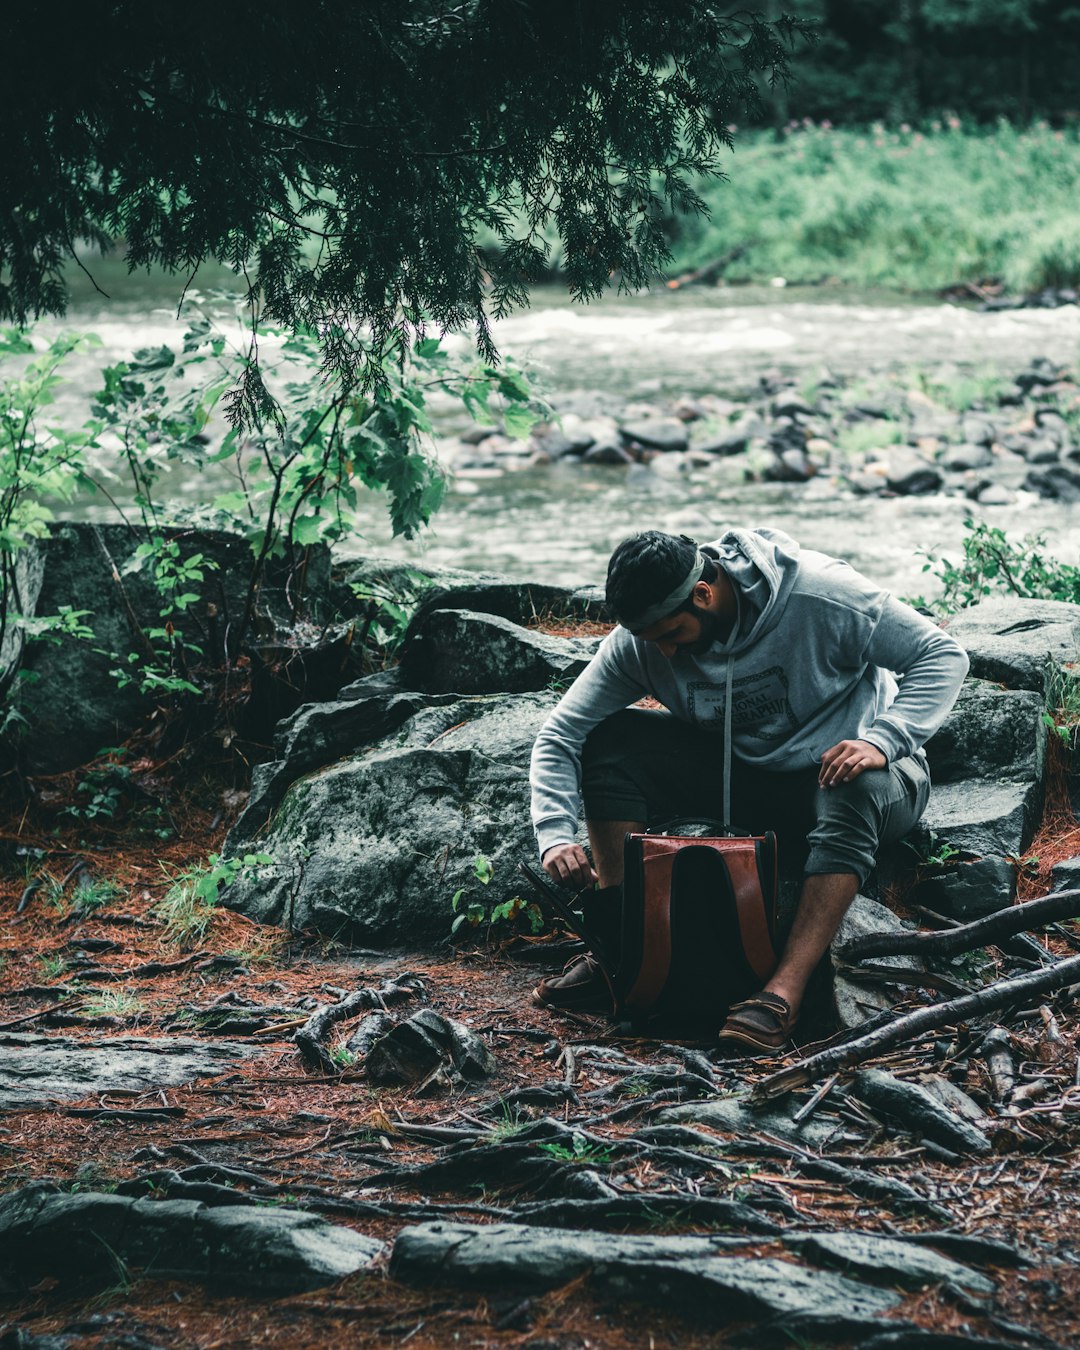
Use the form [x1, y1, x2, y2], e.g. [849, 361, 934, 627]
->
[704, 526, 802, 652]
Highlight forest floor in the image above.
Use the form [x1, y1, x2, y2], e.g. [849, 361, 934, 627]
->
[1, 747, 1079, 1350]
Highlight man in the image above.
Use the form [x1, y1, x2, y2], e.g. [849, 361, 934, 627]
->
[529, 528, 969, 1052]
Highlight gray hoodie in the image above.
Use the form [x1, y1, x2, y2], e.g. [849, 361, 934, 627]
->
[530, 527, 969, 859]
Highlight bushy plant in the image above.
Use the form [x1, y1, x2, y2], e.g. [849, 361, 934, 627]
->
[914, 517, 1080, 615]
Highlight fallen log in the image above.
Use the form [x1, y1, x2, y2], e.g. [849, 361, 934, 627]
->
[836, 890, 1080, 964]
[754, 953, 1080, 1101]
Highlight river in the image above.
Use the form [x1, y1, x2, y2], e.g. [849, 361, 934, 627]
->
[42, 263, 1080, 599]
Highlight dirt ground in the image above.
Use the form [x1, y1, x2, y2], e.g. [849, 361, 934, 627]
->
[1, 752, 1079, 1349]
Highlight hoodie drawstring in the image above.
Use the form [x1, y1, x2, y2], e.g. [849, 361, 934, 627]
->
[723, 658, 734, 831]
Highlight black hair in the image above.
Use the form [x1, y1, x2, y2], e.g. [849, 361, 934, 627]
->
[605, 531, 717, 625]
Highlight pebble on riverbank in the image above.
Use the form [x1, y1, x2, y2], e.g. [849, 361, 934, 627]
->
[444, 356, 1080, 512]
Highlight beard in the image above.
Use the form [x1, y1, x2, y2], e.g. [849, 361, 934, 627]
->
[685, 604, 728, 655]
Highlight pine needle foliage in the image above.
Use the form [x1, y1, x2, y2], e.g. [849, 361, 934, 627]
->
[0, 2, 797, 411]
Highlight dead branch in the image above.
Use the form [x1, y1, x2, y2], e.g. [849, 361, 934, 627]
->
[836, 890, 1080, 964]
[755, 953, 1080, 1100]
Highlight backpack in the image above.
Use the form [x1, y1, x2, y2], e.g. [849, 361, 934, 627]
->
[521, 819, 780, 1030]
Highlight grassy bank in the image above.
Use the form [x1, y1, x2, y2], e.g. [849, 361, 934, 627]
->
[663, 119, 1080, 294]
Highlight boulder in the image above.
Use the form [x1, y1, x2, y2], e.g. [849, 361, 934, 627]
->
[0, 1033, 270, 1109]
[944, 597, 1080, 693]
[1051, 856, 1080, 891]
[223, 691, 559, 945]
[399, 609, 598, 695]
[364, 1010, 495, 1086]
[913, 855, 1017, 920]
[13, 523, 341, 773]
[924, 682, 1045, 783]
[941, 442, 993, 471]
[829, 896, 921, 1029]
[916, 779, 1040, 859]
[1025, 465, 1080, 500]
[0, 1183, 383, 1294]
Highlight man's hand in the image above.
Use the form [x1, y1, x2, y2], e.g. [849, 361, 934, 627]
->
[819, 739, 887, 788]
[542, 843, 598, 890]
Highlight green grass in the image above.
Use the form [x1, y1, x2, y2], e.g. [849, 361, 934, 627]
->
[83, 987, 144, 1019]
[834, 420, 904, 458]
[664, 120, 1080, 294]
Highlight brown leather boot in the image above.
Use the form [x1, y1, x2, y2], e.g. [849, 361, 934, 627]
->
[531, 953, 612, 1011]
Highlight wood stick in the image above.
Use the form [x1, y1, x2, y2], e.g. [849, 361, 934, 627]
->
[836, 889, 1080, 963]
[754, 952, 1080, 1101]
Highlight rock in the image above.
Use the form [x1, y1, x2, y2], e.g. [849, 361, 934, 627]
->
[945, 597, 1080, 693]
[913, 855, 1017, 919]
[850, 1069, 993, 1155]
[584, 442, 635, 465]
[830, 896, 920, 1029]
[974, 482, 1016, 506]
[399, 609, 598, 695]
[0, 1182, 383, 1294]
[1023, 434, 1063, 464]
[914, 1074, 992, 1130]
[765, 448, 816, 482]
[1025, 465, 1080, 500]
[0, 1033, 270, 1109]
[1050, 856, 1080, 891]
[229, 677, 463, 844]
[772, 392, 814, 418]
[961, 416, 996, 446]
[532, 429, 579, 459]
[460, 423, 498, 445]
[223, 691, 558, 945]
[14, 523, 327, 773]
[783, 1230, 994, 1294]
[924, 682, 1046, 782]
[1015, 357, 1066, 392]
[657, 1090, 847, 1149]
[694, 428, 751, 456]
[884, 451, 944, 495]
[619, 419, 689, 453]
[364, 1010, 495, 1086]
[942, 442, 992, 471]
[391, 1222, 900, 1331]
[916, 779, 1040, 859]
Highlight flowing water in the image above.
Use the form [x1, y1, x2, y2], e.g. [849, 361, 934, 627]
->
[42, 264, 1080, 597]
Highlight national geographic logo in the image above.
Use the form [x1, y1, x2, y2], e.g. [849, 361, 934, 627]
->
[687, 666, 798, 740]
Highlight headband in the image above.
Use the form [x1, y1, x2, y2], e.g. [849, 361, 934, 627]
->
[620, 549, 707, 634]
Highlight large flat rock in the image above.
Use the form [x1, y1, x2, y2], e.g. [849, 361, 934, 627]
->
[0, 1183, 383, 1294]
[916, 778, 1042, 858]
[0, 1033, 270, 1109]
[945, 597, 1080, 692]
[391, 1222, 901, 1333]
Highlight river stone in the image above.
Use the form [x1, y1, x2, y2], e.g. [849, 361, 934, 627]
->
[0, 1183, 383, 1294]
[830, 895, 920, 1029]
[1026, 464, 1080, 500]
[961, 416, 997, 446]
[783, 1231, 994, 1294]
[884, 451, 943, 495]
[944, 597, 1080, 693]
[913, 855, 1017, 919]
[942, 442, 993, 471]
[619, 418, 689, 452]
[850, 1069, 992, 1156]
[656, 1090, 846, 1148]
[223, 692, 558, 944]
[399, 609, 598, 695]
[0, 1033, 270, 1108]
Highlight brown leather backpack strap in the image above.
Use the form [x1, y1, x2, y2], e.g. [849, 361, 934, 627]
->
[621, 838, 677, 1015]
[718, 843, 779, 983]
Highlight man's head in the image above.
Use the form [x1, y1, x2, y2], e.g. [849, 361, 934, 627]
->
[606, 531, 729, 658]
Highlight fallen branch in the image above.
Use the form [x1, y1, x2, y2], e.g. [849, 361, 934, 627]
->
[836, 890, 1080, 964]
[754, 953, 1080, 1100]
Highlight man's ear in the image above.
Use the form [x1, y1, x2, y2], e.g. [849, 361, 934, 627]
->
[692, 579, 715, 609]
